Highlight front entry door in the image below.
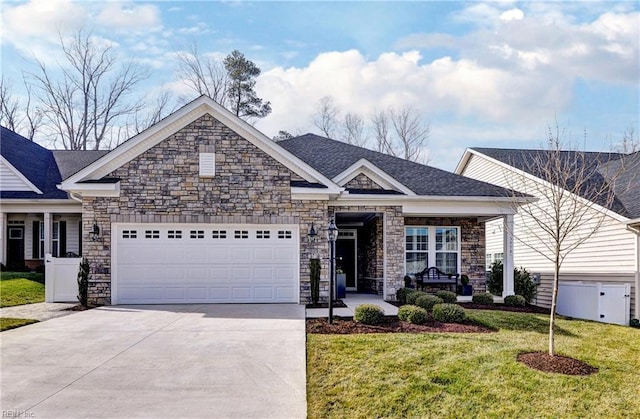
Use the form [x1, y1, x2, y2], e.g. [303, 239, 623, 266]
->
[7, 226, 25, 269]
[336, 230, 357, 291]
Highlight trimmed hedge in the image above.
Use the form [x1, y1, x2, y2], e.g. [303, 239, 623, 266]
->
[504, 295, 526, 307]
[397, 305, 428, 325]
[354, 304, 384, 325]
[396, 288, 413, 305]
[406, 290, 427, 305]
[435, 290, 457, 304]
[432, 303, 467, 323]
[472, 292, 494, 305]
[415, 294, 444, 312]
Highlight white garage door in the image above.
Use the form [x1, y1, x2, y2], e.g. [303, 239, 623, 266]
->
[113, 224, 299, 304]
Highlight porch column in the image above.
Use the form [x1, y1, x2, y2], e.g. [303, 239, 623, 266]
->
[502, 214, 515, 297]
[0, 212, 6, 265]
[43, 212, 52, 257]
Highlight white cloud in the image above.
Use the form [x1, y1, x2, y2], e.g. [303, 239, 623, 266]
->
[97, 2, 161, 30]
[500, 8, 524, 21]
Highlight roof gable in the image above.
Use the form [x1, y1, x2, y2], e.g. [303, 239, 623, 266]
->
[0, 126, 67, 200]
[333, 158, 415, 195]
[461, 147, 639, 219]
[61, 96, 341, 195]
[0, 156, 42, 193]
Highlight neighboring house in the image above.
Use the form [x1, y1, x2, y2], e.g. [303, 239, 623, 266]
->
[0, 127, 106, 270]
[3, 96, 529, 305]
[456, 148, 639, 321]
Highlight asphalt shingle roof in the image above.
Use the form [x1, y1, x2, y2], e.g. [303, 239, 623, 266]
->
[1, 126, 67, 199]
[280, 134, 515, 198]
[471, 147, 640, 219]
[52, 150, 109, 180]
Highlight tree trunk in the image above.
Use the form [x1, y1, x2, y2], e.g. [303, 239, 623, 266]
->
[548, 252, 560, 356]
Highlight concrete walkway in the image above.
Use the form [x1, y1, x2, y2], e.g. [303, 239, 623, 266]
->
[0, 302, 77, 321]
[306, 293, 399, 318]
[1, 304, 307, 418]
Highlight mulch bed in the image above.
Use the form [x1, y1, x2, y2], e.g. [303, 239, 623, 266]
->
[517, 352, 598, 375]
[306, 300, 347, 309]
[307, 316, 494, 334]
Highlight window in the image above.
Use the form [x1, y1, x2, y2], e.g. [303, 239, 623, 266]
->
[190, 230, 205, 239]
[234, 230, 249, 239]
[256, 230, 270, 239]
[168, 230, 182, 239]
[199, 153, 215, 177]
[278, 230, 292, 239]
[212, 230, 227, 239]
[145, 230, 160, 239]
[486, 253, 493, 266]
[36, 221, 60, 258]
[52, 221, 60, 257]
[405, 226, 460, 275]
[122, 230, 137, 239]
[405, 227, 428, 274]
[493, 253, 504, 263]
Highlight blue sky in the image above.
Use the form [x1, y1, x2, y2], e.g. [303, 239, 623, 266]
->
[1, 1, 638, 170]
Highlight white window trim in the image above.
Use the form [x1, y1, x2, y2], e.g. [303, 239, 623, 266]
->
[404, 225, 461, 275]
[38, 220, 60, 259]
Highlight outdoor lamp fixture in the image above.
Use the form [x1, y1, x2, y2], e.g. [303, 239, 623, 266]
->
[307, 223, 318, 243]
[327, 218, 338, 324]
[90, 222, 100, 241]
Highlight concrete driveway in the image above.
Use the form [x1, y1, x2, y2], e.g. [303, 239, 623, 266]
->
[0, 304, 306, 419]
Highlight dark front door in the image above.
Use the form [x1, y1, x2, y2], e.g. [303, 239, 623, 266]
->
[7, 226, 25, 269]
[336, 235, 357, 291]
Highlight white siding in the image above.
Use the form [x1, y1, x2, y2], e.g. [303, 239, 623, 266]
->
[0, 159, 37, 191]
[462, 153, 637, 273]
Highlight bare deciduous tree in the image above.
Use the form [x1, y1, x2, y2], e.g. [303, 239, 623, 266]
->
[28, 30, 148, 150]
[0, 76, 43, 140]
[175, 43, 228, 104]
[313, 96, 339, 139]
[613, 126, 639, 153]
[389, 106, 430, 163]
[342, 112, 367, 147]
[371, 109, 395, 155]
[505, 126, 633, 356]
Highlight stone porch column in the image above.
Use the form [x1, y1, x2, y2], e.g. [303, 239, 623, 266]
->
[502, 214, 515, 297]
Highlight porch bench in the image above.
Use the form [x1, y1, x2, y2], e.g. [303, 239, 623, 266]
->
[413, 267, 459, 293]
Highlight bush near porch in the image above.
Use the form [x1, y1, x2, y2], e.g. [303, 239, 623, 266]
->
[0, 272, 45, 307]
[307, 310, 640, 418]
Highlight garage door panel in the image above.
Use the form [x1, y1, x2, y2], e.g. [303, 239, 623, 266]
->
[115, 224, 299, 304]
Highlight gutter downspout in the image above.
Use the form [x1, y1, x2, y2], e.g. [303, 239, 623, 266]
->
[626, 223, 640, 321]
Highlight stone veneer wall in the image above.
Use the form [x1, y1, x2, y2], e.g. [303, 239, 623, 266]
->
[404, 217, 486, 292]
[82, 114, 330, 305]
[330, 205, 404, 300]
[343, 173, 383, 190]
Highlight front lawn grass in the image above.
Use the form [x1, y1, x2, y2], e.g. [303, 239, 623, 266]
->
[307, 310, 640, 418]
[0, 273, 46, 307]
[0, 318, 39, 331]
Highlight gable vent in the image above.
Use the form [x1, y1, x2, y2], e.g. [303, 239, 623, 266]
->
[199, 153, 215, 177]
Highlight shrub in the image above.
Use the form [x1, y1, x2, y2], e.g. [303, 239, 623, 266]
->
[397, 305, 428, 324]
[504, 295, 526, 307]
[435, 290, 457, 304]
[487, 261, 537, 303]
[309, 258, 321, 305]
[396, 288, 413, 305]
[432, 303, 467, 323]
[415, 294, 444, 312]
[472, 292, 494, 305]
[406, 290, 427, 305]
[354, 304, 384, 325]
[631, 318, 640, 328]
[77, 257, 90, 307]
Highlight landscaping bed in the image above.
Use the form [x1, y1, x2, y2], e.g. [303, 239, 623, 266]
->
[458, 302, 550, 314]
[307, 316, 493, 334]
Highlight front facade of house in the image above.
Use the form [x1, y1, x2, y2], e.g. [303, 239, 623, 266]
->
[456, 148, 639, 320]
[4, 97, 524, 305]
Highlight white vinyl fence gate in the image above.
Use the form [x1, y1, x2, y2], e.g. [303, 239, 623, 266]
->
[557, 282, 631, 326]
[45, 254, 81, 303]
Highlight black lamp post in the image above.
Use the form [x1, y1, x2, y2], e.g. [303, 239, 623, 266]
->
[327, 218, 338, 324]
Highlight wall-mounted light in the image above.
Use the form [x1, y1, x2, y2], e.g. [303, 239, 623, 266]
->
[308, 223, 318, 243]
[90, 222, 100, 241]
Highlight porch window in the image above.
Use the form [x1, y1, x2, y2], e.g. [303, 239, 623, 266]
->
[405, 226, 461, 276]
[35, 221, 61, 258]
[52, 221, 59, 257]
[405, 227, 428, 274]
